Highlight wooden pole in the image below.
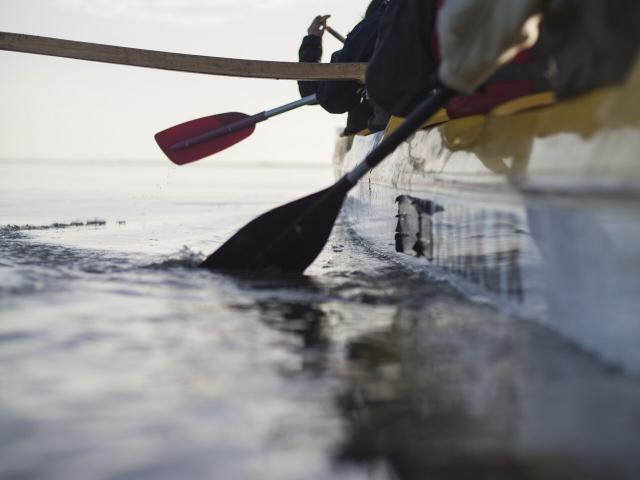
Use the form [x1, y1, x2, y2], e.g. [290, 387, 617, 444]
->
[0, 31, 365, 83]
[325, 26, 346, 44]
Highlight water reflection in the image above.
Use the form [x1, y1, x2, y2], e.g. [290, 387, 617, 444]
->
[217, 261, 640, 480]
[395, 195, 529, 304]
[3, 224, 640, 480]
[333, 288, 640, 479]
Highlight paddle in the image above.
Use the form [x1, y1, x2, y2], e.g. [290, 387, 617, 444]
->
[200, 88, 454, 273]
[0, 31, 365, 82]
[155, 94, 318, 165]
[155, 26, 346, 165]
[326, 26, 346, 43]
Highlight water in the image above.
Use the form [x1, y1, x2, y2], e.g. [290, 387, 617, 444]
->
[1, 158, 640, 480]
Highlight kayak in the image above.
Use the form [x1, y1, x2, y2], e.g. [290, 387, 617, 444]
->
[333, 61, 640, 374]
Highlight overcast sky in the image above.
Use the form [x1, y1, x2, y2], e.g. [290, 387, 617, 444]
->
[0, 0, 368, 163]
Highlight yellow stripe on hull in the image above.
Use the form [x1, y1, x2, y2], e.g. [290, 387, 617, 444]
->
[332, 60, 640, 373]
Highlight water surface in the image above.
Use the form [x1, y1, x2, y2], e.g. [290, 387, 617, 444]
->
[1, 159, 639, 479]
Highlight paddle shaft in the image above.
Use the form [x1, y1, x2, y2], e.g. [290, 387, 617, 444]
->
[325, 26, 346, 43]
[0, 31, 365, 82]
[170, 94, 318, 151]
[344, 88, 455, 186]
[199, 88, 456, 272]
[243, 88, 456, 270]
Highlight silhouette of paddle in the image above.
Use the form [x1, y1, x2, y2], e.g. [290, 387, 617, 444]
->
[326, 26, 346, 43]
[200, 88, 454, 273]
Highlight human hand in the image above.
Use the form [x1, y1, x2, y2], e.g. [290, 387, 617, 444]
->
[307, 15, 331, 36]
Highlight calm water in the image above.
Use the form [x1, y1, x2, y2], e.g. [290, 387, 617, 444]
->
[1, 158, 639, 480]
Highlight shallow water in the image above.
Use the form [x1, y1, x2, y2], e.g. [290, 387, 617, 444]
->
[1, 159, 640, 479]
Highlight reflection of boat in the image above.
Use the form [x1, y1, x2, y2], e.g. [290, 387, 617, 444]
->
[333, 62, 640, 374]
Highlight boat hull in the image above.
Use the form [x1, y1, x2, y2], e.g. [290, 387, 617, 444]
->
[334, 65, 640, 373]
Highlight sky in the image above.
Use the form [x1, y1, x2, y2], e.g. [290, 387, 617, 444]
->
[0, 0, 368, 164]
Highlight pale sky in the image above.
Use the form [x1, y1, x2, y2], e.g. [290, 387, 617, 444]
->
[0, 0, 368, 164]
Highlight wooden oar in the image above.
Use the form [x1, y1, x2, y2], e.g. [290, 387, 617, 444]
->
[155, 95, 319, 165]
[200, 88, 455, 273]
[0, 31, 365, 82]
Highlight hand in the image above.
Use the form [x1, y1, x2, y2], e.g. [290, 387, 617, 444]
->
[307, 15, 331, 37]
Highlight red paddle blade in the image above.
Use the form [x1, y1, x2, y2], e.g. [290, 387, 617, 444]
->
[155, 112, 255, 165]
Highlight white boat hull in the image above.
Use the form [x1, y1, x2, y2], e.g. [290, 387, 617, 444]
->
[334, 69, 640, 373]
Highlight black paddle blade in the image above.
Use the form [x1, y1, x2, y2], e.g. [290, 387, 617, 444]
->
[200, 179, 351, 273]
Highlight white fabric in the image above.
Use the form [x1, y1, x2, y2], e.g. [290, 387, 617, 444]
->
[438, 0, 543, 94]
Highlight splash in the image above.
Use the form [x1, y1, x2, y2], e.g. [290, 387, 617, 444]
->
[144, 246, 205, 270]
[1, 219, 110, 232]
